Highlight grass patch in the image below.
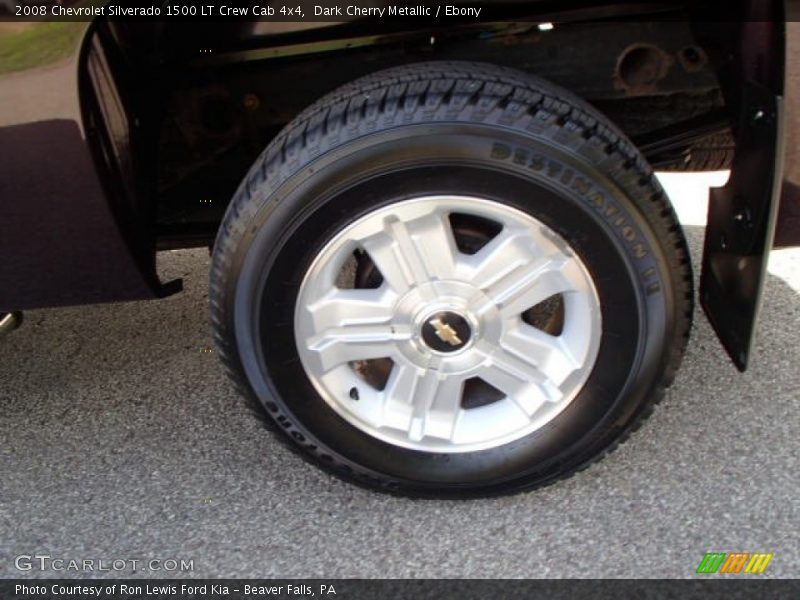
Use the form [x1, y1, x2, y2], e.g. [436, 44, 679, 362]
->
[0, 22, 86, 76]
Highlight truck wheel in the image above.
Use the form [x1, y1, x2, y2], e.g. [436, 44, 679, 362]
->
[210, 61, 692, 496]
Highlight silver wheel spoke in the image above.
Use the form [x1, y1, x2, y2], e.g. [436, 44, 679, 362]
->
[380, 365, 465, 443]
[383, 362, 422, 404]
[306, 324, 409, 372]
[501, 326, 579, 386]
[306, 288, 395, 330]
[406, 370, 464, 442]
[477, 347, 562, 415]
[361, 211, 459, 294]
[486, 256, 573, 319]
[465, 228, 579, 318]
[380, 362, 421, 429]
[464, 228, 539, 289]
[300, 288, 402, 371]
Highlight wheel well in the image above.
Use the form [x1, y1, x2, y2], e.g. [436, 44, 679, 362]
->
[85, 13, 728, 250]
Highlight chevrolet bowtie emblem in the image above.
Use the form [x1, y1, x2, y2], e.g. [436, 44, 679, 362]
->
[429, 318, 463, 346]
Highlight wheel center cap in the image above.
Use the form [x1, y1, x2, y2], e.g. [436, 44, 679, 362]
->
[421, 311, 472, 353]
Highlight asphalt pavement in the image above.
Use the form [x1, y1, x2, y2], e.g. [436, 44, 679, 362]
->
[1, 175, 798, 578]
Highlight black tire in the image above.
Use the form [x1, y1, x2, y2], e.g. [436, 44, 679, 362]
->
[658, 131, 735, 171]
[210, 61, 693, 497]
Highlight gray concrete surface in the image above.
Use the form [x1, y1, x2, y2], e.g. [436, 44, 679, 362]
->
[1, 179, 798, 579]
